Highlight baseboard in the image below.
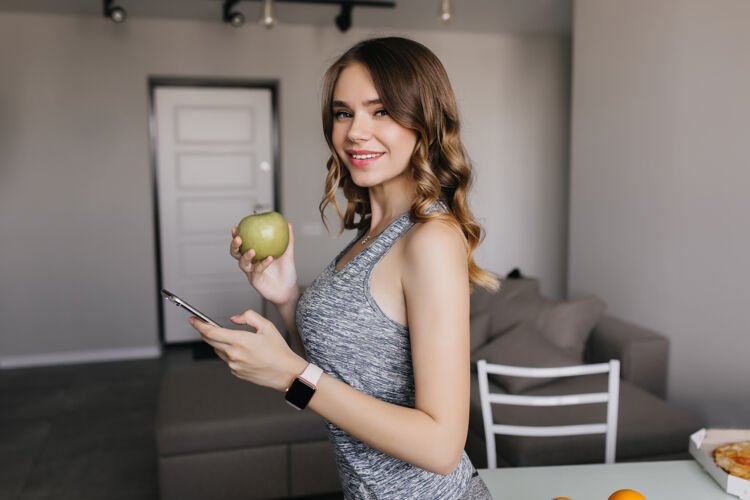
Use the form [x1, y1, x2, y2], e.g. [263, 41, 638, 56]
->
[0, 345, 162, 369]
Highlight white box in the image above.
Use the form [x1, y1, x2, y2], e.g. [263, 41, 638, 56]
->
[690, 428, 750, 500]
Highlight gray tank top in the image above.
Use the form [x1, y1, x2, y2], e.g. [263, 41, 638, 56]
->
[296, 199, 475, 499]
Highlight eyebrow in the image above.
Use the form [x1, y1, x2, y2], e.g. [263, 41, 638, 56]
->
[332, 98, 382, 108]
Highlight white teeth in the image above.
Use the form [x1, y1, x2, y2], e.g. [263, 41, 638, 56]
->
[351, 153, 382, 160]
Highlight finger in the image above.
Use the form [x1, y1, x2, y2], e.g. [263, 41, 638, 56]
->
[229, 309, 268, 331]
[239, 249, 257, 272]
[229, 317, 258, 334]
[189, 317, 236, 345]
[230, 236, 243, 258]
[228, 315, 262, 333]
[246, 248, 256, 261]
[202, 334, 230, 351]
[196, 329, 230, 350]
[189, 316, 210, 334]
[231, 226, 238, 237]
[251, 255, 273, 274]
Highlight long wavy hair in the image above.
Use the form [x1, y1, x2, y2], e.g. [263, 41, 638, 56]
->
[319, 37, 500, 293]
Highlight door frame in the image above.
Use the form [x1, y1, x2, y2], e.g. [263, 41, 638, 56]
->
[147, 77, 281, 346]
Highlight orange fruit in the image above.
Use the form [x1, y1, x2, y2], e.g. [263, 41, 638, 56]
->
[551, 497, 573, 500]
[609, 489, 646, 500]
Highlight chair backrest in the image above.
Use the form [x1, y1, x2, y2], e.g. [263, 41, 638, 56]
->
[477, 359, 620, 468]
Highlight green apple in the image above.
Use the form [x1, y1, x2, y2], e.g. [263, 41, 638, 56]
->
[237, 211, 289, 263]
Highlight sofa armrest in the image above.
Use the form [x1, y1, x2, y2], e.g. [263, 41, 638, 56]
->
[586, 314, 669, 398]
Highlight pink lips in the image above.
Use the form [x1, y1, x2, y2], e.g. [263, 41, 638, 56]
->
[346, 149, 384, 168]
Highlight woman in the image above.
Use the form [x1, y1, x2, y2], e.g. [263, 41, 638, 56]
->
[190, 37, 499, 499]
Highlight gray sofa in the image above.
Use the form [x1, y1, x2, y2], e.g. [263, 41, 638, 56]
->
[155, 274, 701, 499]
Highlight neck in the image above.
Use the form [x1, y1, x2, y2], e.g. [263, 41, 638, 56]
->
[366, 177, 416, 234]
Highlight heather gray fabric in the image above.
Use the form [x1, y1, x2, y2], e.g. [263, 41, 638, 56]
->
[470, 321, 579, 393]
[296, 199, 477, 500]
[458, 470, 493, 500]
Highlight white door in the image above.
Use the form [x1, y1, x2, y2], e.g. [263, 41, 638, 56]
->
[153, 86, 275, 343]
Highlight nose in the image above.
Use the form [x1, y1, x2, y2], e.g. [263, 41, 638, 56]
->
[347, 112, 372, 142]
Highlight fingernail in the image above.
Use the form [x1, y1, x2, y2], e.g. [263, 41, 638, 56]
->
[188, 317, 194, 325]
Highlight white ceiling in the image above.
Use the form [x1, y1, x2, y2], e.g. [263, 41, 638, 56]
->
[0, 0, 572, 35]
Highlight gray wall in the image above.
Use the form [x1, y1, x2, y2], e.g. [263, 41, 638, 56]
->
[0, 13, 570, 366]
[569, 0, 750, 425]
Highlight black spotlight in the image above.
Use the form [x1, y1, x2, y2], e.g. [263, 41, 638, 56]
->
[103, 0, 126, 23]
[335, 2, 353, 32]
[223, 0, 245, 27]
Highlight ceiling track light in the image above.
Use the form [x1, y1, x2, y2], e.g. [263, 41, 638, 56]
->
[223, 0, 245, 27]
[260, 0, 278, 29]
[103, 0, 126, 23]
[227, 1, 395, 32]
[335, 2, 353, 32]
[438, 0, 452, 25]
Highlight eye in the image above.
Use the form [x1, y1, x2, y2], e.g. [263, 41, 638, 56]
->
[334, 110, 352, 119]
[374, 109, 389, 117]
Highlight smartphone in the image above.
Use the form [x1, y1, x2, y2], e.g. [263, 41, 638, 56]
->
[160, 288, 221, 327]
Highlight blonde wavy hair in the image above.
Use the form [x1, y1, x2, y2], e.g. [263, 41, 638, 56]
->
[319, 37, 500, 293]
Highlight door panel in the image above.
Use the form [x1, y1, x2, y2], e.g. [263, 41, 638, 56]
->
[154, 86, 275, 343]
[176, 107, 255, 143]
[177, 153, 256, 188]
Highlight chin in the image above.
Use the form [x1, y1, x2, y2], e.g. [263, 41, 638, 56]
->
[345, 168, 375, 187]
[348, 176, 378, 189]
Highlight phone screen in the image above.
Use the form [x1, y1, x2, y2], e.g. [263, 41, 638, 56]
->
[160, 289, 221, 327]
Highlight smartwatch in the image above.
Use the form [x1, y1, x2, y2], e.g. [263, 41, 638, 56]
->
[285, 363, 323, 410]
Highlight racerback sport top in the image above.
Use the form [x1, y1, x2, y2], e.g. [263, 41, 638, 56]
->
[295, 199, 475, 499]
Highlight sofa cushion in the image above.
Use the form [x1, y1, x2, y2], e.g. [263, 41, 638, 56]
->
[535, 295, 606, 362]
[156, 360, 329, 456]
[468, 372, 702, 466]
[471, 322, 579, 393]
[470, 277, 547, 345]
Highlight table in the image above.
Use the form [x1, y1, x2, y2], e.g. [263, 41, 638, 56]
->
[477, 460, 739, 500]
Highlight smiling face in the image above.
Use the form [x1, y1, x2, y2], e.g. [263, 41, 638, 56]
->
[331, 63, 418, 190]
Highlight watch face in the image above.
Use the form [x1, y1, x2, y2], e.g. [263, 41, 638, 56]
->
[285, 378, 316, 410]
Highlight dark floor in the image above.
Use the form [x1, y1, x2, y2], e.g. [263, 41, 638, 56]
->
[0, 344, 344, 500]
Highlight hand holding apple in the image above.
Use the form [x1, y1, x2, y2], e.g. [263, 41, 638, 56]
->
[230, 212, 298, 306]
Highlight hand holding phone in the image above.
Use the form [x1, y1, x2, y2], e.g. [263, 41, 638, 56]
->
[160, 289, 221, 327]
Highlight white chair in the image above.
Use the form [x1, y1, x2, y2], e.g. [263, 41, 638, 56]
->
[477, 359, 620, 468]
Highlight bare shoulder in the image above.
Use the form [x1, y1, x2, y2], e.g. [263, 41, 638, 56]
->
[404, 218, 466, 261]
[401, 218, 468, 288]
